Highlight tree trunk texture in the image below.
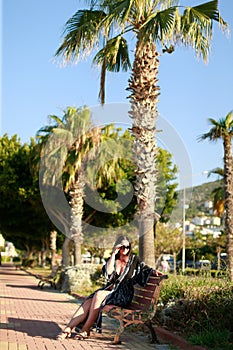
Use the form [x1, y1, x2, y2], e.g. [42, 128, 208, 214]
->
[50, 230, 57, 269]
[223, 136, 233, 281]
[69, 172, 85, 265]
[62, 237, 72, 267]
[128, 40, 160, 268]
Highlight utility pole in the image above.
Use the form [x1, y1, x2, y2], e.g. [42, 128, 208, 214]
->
[182, 187, 186, 273]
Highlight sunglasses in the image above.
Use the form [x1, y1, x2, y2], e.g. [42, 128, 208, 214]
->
[120, 245, 130, 250]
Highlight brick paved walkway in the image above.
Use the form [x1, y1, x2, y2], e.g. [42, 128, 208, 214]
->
[0, 264, 172, 350]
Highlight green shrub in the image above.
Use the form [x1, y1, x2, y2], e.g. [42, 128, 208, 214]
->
[155, 275, 233, 349]
[188, 329, 232, 349]
[90, 266, 105, 287]
[13, 256, 21, 263]
[22, 258, 36, 268]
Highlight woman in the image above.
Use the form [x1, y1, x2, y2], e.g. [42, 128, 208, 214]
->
[56, 235, 163, 341]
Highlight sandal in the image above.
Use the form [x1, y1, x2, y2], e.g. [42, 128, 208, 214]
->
[56, 327, 72, 340]
[74, 330, 90, 340]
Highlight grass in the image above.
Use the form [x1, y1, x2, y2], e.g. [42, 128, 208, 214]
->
[25, 265, 51, 276]
[188, 329, 232, 349]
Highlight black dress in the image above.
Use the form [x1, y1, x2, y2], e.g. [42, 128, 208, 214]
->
[101, 253, 153, 307]
[78, 254, 153, 332]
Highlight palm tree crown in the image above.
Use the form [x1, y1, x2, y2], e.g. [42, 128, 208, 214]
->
[55, 0, 228, 104]
[37, 106, 101, 265]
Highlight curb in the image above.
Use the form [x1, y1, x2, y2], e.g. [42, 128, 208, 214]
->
[155, 327, 208, 350]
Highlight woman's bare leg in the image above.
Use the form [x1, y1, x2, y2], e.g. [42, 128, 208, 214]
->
[79, 290, 111, 333]
[57, 298, 94, 340]
[66, 298, 92, 329]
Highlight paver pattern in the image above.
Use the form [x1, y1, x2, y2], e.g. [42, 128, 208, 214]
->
[0, 264, 171, 350]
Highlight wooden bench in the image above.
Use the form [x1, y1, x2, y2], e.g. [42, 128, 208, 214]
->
[37, 266, 61, 289]
[102, 273, 168, 345]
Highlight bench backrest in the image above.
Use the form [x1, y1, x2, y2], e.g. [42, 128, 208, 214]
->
[131, 275, 166, 312]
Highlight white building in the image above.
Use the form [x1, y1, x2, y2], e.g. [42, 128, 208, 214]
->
[204, 201, 213, 209]
[210, 217, 221, 226]
[192, 216, 206, 226]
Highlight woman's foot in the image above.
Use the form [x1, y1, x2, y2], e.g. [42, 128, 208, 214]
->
[56, 327, 72, 340]
[74, 330, 90, 340]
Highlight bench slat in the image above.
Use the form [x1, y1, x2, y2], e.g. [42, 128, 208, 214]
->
[134, 283, 158, 292]
[134, 289, 155, 299]
[131, 297, 152, 308]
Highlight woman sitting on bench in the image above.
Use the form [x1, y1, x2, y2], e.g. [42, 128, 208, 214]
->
[56, 234, 163, 341]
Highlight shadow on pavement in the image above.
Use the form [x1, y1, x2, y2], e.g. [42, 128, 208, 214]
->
[6, 318, 60, 339]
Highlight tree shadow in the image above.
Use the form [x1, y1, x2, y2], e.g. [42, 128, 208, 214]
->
[6, 284, 40, 290]
[6, 318, 61, 339]
[0, 294, 78, 304]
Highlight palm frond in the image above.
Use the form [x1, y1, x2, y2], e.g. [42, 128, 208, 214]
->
[141, 7, 177, 43]
[105, 0, 135, 25]
[179, 0, 228, 61]
[192, 0, 228, 28]
[225, 110, 233, 130]
[198, 111, 233, 142]
[55, 10, 106, 62]
[93, 35, 131, 72]
[208, 167, 224, 178]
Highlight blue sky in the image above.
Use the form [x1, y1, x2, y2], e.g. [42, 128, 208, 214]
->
[1, 0, 233, 188]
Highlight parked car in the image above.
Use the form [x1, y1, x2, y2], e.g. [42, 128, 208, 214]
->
[195, 259, 211, 270]
[211, 253, 228, 270]
[176, 260, 195, 270]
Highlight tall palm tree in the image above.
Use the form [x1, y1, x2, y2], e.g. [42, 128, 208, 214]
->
[199, 111, 233, 281]
[55, 0, 227, 267]
[37, 106, 101, 266]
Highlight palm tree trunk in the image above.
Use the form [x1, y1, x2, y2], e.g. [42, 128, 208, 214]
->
[50, 230, 57, 269]
[62, 237, 71, 267]
[128, 40, 160, 268]
[223, 136, 233, 281]
[69, 172, 85, 265]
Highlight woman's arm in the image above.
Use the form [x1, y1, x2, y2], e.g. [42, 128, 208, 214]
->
[106, 245, 121, 275]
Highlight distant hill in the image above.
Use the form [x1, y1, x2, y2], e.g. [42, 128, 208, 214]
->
[170, 180, 223, 223]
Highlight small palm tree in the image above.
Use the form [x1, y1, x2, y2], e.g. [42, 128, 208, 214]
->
[199, 111, 233, 281]
[37, 106, 101, 266]
[208, 167, 224, 217]
[55, 0, 227, 267]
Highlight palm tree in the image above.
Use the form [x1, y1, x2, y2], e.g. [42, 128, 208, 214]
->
[55, 0, 227, 267]
[199, 111, 233, 281]
[37, 106, 101, 266]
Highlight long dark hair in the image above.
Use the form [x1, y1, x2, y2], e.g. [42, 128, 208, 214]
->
[113, 235, 132, 259]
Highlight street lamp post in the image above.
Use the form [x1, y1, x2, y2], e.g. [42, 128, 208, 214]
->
[182, 187, 186, 273]
[181, 171, 209, 273]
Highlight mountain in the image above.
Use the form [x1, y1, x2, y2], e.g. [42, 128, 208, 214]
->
[170, 180, 222, 223]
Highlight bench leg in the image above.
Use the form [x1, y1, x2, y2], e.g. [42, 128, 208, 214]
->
[111, 315, 125, 345]
[145, 320, 159, 343]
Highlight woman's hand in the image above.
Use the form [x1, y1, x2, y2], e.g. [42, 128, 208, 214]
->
[153, 269, 164, 276]
[111, 244, 122, 256]
[106, 244, 122, 275]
